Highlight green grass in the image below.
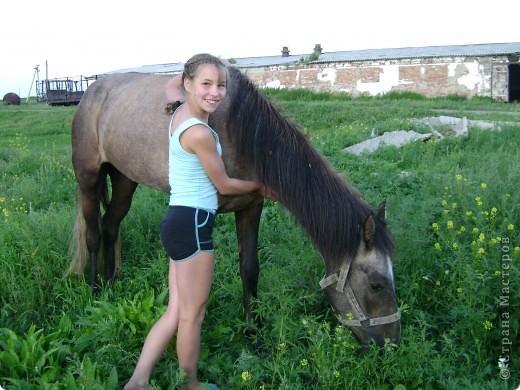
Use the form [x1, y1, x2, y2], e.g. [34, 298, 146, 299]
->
[1, 95, 519, 389]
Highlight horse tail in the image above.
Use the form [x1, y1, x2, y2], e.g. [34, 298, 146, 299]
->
[65, 167, 124, 279]
[66, 167, 108, 277]
[65, 189, 90, 276]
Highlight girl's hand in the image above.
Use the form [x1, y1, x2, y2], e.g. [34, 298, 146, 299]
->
[259, 185, 277, 201]
[165, 75, 185, 103]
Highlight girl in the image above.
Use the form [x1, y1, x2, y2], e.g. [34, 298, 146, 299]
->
[125, 53, 270, 389]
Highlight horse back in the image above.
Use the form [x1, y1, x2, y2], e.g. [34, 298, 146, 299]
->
[72, 72, 261, 212]
[72, 73, 173, 192]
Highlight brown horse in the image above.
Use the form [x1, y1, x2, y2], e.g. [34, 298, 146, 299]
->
[68, 67, 401, 347]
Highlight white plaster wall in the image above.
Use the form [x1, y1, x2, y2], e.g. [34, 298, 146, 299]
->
[356, 64, 400, 95]
[266, 80, 282, 88]
[450, 61, 480, 90]
[317, 67, 337, 84]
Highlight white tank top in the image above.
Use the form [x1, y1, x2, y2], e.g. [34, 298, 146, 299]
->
[168, 116, 222, 211]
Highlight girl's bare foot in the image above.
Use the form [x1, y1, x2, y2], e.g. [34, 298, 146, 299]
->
[123, 380, 150, 390]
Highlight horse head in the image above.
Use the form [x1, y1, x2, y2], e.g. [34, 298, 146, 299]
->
[320, 203, 401, 350]
[218, 68, 401, 349]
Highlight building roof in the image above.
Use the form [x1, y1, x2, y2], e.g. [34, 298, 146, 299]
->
[105, 42, 520, 75]
[316, 42, 520, 63]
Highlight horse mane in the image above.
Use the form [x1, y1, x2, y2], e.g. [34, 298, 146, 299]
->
[225, 68, 394, 265]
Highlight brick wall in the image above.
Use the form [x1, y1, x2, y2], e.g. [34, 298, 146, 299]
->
[241, 55, 510, 100]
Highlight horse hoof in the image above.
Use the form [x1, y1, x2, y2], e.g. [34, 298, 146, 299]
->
[93, 284, 101, 295]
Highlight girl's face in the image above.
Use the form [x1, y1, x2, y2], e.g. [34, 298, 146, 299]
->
[185, 63, 227, 114]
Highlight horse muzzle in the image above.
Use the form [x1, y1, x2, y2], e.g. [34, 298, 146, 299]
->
[320, 266, 401, 348]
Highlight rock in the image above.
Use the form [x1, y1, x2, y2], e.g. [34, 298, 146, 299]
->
[343, 130, 432, 155]
[468, 119, 501, 130]
[411, 116, 501, 136]
[342, 116, 503, 155]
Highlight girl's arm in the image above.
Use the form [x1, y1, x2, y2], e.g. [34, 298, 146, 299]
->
[182, 125, 260, 195]
[165, 75, 184, 103]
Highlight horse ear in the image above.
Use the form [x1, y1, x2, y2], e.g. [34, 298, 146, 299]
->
[377, 201, 387, 221]
[363, 214, 376, 249]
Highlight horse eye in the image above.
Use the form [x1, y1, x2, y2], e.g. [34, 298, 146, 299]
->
[370, 283, 383, 292]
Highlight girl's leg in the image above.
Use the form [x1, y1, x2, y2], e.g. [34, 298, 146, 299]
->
[175, 251, 215, 389]
[124, 259, 180, 390]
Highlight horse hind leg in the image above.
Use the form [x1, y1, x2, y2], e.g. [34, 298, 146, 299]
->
[101, 166, 138, 281]
[67, 172, 103, 289]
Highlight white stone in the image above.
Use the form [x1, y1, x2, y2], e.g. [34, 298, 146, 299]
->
[343, 130, 432, 155]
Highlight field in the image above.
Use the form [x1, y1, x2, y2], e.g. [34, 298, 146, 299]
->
[1, 91, 519, 389]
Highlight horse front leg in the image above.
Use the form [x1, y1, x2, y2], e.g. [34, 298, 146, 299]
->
[235, 201, 263, 326]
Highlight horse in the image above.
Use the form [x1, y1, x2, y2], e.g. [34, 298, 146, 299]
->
[67, 67, 401, 348]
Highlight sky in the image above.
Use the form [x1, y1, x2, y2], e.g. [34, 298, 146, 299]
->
[1, 0, 518, 98]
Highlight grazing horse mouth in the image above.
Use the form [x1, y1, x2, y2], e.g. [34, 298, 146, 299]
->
[319, 260, 401, 348]
[320, 269, 401, 328]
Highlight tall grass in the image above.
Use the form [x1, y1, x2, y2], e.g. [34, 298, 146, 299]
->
[0, 95, 518, 389]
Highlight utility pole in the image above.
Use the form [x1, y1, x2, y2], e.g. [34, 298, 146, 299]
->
[26, 65, 40, 103]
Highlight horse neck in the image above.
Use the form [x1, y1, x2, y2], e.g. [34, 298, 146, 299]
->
[276, 147, 371, 266]
[225, 70, 374, 266]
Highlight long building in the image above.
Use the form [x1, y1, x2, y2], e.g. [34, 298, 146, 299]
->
[105, 42, 520, 102]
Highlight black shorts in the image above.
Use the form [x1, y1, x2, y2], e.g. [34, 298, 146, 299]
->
[159, 206, 216, 262]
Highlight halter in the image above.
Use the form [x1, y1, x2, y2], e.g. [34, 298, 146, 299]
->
[319, 260, 401, 328]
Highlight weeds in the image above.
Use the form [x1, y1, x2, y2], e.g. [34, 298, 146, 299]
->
[1, 97, 519, 388]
